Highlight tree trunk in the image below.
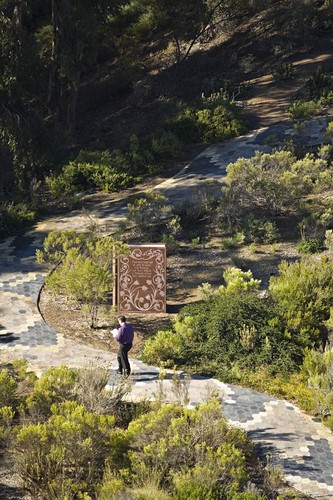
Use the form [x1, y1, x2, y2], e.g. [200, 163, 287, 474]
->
[49, 0, 65, 126]
[67, 70, 80, 134]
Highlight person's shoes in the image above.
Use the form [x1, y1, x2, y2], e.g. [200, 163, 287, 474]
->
[116, 370, 123, 375]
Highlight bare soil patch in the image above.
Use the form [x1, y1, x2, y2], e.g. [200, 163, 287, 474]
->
[0, 452, 32, 500]
[243, 48, 333, 128]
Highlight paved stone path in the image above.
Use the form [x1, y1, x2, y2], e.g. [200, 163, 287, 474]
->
[1, 117, 333, 498]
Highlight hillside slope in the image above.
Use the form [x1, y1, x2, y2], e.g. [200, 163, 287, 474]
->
[74, 8, 333, 146]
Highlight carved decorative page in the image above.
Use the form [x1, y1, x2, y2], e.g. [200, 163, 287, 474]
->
[118, 244, 166, 313]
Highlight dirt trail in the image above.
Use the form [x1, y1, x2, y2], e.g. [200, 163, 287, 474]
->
[243, 49, 333, 127]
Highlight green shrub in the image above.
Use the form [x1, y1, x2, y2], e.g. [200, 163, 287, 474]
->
[0, 369, 17, 408]
[92, 169, 141, 193]
[0, 362, 35, 421]
[132, 9, 156, 38]
[165, 107, 200, 143]
[244, 215, 280, 244]
[249, 242, 258, 254]
[301, 348, 333, 419]
[47, 159, 141, 198]
[220, 232, 245, 249]
[305, 65, 333, 101]
[46, 161, 88, 198]
[196, 103, 246, 143]
[234, 231, 246, 245]
[269, 257, 333, 349]
[166, 215, 182, 236]
[0, 202, 36, 240]
[161, 234, 181, 255]
[156, 292, 302, 378]
[272, 62, 294, 82]
[318, 144, 333, 160]
[37, 232, 127, 328]
[140, 330, 182, 367]
[16, 401, 116, 498]
[0, 406, 15, 449]
[96, 467, 125, 500]
[25, 366, 78, 419]
[319, 91, 333, 106]
[189, 236, 200, 249]
[127, 190, 173, 238]
[126, 399, 252, 496]
[172, 447, 247, 499]
[324, 229, 333, 252]
[263, 133, 280, 147]
[219, 150, 300, 224]
[47, 147, 143, 199]
[325, 121, 333, 142]
[288, 100, 322, 122]
[36, 230, 87, 264]
[165, 92, 246, 145]
[151, 130, 183, 158]
[296, 238, 323, 254]
[220, 236, 237, 249]
[197, 282, 214, 301]
[218, 267, 261, 296]
[325, 415, 333, 431]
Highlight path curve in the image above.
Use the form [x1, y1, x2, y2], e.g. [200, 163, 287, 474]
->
[1, 117, 333, 498]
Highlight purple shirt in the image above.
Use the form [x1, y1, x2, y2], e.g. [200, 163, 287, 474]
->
[115, 323, 134, 344]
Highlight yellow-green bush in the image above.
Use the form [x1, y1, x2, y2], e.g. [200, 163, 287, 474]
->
[124, 399, 254, 497]
[0, 369, 17, 408]
[16, 401, 116, 498]
[140, 329, 182, 367]
[25, 366, 78, 419]
[239, 369, 316, 415]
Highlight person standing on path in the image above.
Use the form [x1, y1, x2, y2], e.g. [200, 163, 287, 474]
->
[115, 315, 134, 376]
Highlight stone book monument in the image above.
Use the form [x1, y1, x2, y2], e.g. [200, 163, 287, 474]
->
[117, 244, 166, 313]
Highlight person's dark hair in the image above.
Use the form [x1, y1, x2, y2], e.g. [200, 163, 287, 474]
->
[118, 315, 126, 323]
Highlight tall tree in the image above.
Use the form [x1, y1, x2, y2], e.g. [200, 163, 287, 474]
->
[47, 0, 122, 132]
[0, 0, 48, 192]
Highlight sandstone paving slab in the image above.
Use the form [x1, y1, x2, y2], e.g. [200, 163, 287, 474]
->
[214, 381, 333, 498]
[0, 336, 118, 376]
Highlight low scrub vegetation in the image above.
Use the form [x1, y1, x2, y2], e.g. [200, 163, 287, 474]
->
[36, 230, 128, 328]
[36, 141, 333, 430]
[0, 361, 288, 499]
[137, 142, 333, 428]
[0, 202, 36, 240]
[47, 91, 246, 208]
[141, 256, 333, 426]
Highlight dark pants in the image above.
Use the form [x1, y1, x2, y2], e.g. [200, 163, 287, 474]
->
[117, 343, 132, 375]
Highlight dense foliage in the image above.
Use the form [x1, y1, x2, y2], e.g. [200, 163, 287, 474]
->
[140, 251, 333, 424]
[269, 257, 333, 348]
[1, 361, 284, 499]
[36, 230, 128, 327]
[142, 283, 302, 379]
